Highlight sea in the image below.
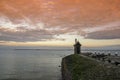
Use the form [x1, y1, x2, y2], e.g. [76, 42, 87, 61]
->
[0, 46, 119, 80]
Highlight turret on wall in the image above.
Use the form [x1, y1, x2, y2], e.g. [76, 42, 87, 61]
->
[74, 39, 81, 54]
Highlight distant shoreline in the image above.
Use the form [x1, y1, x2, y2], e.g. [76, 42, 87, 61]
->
[14, 49, 73, 51]
[14, 49, 120, 51]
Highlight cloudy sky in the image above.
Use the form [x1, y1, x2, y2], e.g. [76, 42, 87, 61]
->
[0, 0, 120, 47]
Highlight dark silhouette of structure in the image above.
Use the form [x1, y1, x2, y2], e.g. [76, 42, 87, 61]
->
[74, 39, 81, 54]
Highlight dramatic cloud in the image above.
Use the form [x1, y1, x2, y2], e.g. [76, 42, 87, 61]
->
[85, 29, 120, 39]
[0, 0, 120, 42]
[0, 27, 54, 42]
[83, 21, 120, 39]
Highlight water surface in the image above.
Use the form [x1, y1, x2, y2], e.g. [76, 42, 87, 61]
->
[0, 49, 73, 80]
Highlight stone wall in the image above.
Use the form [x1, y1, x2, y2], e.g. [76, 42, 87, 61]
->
[61, 58, 72, 80]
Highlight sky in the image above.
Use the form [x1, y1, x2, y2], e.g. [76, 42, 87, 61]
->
[0, 0, 120, 47]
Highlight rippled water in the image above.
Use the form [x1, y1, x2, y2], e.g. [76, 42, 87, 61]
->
[0, 49, 73, 80]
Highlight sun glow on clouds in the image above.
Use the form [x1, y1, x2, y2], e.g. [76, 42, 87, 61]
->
[0, 0, 120, 47]
[0, 16, 45, 31]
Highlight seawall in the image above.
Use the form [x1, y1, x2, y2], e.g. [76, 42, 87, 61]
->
[61, 54, 120, 80]
[62, 56, 72, 80]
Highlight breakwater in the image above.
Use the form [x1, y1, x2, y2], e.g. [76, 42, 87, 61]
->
[62, 54, 120, 80]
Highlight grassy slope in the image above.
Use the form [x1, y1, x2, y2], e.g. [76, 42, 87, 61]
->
[64, 54, 120, 80]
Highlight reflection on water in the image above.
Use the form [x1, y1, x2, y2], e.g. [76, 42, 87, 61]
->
[0, 49, 73, 80]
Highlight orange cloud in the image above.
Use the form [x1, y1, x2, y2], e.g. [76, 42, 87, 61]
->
[0, 0, 120, 42]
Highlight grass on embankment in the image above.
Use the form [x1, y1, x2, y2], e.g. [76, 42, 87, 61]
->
[63, 54, 120, 80]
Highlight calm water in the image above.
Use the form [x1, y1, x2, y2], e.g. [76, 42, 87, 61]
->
[0, 48, 119, 80]
[0, 49, 73, 80]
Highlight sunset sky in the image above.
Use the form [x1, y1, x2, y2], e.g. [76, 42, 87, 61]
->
[0, 0, 120, 47]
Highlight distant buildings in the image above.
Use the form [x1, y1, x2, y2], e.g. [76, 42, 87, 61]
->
[74, 39, 81, 54]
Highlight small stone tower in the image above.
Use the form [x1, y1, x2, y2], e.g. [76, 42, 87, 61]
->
[74, 39, 81, 54]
